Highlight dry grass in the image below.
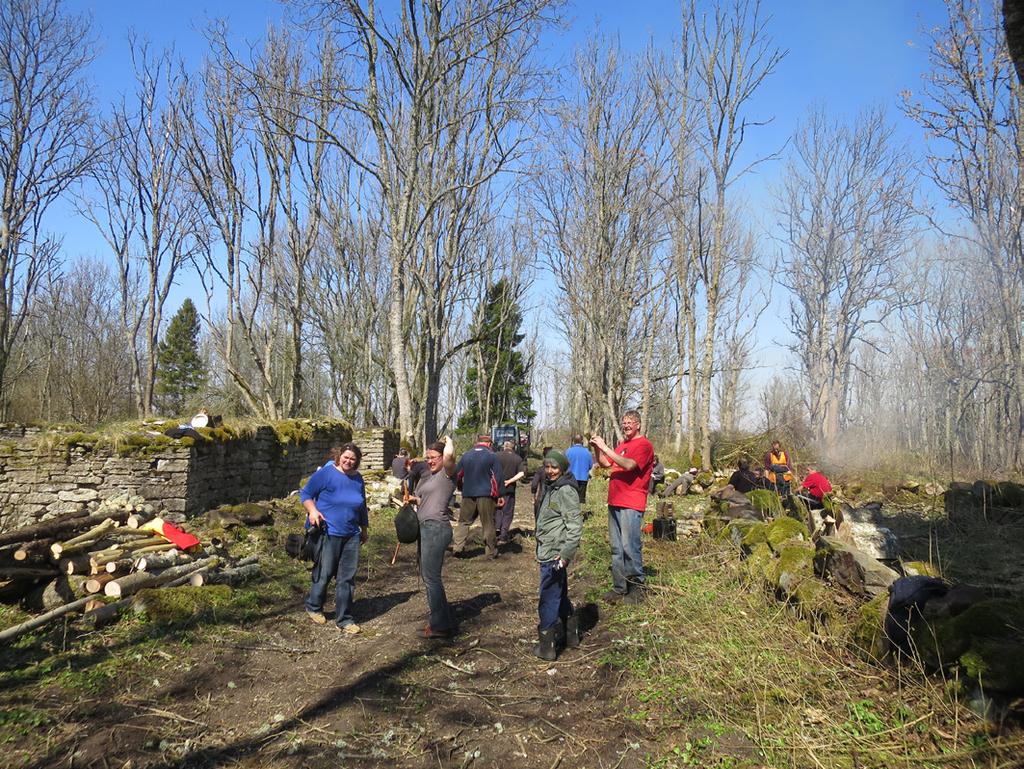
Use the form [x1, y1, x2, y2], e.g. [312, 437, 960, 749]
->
[575, 482, 1022, 769]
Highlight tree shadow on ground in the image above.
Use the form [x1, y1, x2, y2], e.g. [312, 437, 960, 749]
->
[17, 590, 509, 769]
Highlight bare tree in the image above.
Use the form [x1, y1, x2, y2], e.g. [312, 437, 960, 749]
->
[11, 260, 133, 423]
[0, 0, 97, 416]
[905, 0, 1024, 467]
[79, 42, 201, 418]
[533, 38, 671, 438]
[294, 0, 559, 442]
[683, 0, 783, 467]
[183, 29, 333, 419]
[776, 106, 915, 448]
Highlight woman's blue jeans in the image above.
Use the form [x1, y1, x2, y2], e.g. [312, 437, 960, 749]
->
[537, 559, 573, 630]
[419, 520, 454, 631]
[305, 533, 360, 628]
[608, 506, 644, 594]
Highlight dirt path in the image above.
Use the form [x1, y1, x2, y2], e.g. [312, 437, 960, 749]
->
[34, 496, 652, 769]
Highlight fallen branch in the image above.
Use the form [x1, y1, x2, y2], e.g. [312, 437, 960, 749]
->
[13, 539, 55, 562]
[0, 594, 96, 644]
[104, 556, 219, 598]
[134, 551, 181, 572]
[85, 574, 115, 594]
[0, 510, 111, 548]
[202, 562, 260, 587]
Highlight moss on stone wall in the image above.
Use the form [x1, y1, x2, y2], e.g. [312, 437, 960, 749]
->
[21, 418, 350, 459]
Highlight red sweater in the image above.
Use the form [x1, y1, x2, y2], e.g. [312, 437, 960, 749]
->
[607, 436, 654, 511]
[801, 471, 832, 501]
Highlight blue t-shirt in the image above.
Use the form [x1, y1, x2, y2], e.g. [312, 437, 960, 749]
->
[300, 464, 368, 537]
[566, 444, 593, 482]
[456, 445, 505, 498]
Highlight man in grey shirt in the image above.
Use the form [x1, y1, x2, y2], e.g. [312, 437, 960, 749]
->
[408, 437, 457, 638]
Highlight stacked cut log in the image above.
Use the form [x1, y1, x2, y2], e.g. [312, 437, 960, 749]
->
[0, 504, 262, 643]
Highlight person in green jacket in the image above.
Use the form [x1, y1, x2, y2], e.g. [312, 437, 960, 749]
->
[533, 450, 584, 661]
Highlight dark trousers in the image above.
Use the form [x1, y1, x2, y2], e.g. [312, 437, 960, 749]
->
[305, 533, 360, 628]
[419, 520, 454, 631]
[576, 481, 588, 504]
[496, 494, 515, 540]
[537, 559, 573, 631]
[452, 496, 497, 555]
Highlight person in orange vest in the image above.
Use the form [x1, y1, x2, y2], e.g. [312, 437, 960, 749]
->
[762, 440, 793, 497]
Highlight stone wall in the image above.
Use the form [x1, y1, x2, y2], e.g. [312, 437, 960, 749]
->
[0, 420, 352, 531]
[353, 428, 400, 471]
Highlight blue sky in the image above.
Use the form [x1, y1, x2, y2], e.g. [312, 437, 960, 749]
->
[62, 0, 952, 415]
[64, 0, 948, 253]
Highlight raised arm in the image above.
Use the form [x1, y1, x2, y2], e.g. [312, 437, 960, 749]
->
[442, 435, 456, 475]
[589, 435, 637, 472]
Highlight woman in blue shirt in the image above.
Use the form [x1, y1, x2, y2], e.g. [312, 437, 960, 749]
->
[301, 442, 369, 633]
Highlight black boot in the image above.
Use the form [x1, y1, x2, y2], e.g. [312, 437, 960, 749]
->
[533, 625, 558, 661]
[564, 615, 581, 648]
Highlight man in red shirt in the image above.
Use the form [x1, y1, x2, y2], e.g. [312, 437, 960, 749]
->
[590, 410, 654, 604]
[799, 465, 833, 510]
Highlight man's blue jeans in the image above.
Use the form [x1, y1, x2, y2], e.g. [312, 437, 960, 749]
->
[419, 520, 454, 631]
[305, 533, 360, 628]
[608, 506, 644, 594]
[538, 559, 572, 630]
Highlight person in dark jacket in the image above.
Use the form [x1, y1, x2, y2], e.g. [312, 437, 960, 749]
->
[390, 448, 409, 480]
[451, 435, 505, 559]
[496, 440, 526, 546]
[533, 450, 583, 660]
[301, 443, 368, 634]
[727, 458, 765, 493]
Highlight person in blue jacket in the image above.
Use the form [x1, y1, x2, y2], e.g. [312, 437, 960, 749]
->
[565, 435, 594, 504]
[301, 442, 369, 633]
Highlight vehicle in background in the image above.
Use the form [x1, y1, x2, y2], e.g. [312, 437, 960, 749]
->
[491, 424, 529, 458]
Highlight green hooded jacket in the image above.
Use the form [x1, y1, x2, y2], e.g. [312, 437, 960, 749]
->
[535, 473, 583, 563]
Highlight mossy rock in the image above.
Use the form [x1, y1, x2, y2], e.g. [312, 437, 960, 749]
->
[902, 560, 941, 578]
[789, 494, 811, 524]
[132, 585, 233, 625]
[720, 519, 761, 550]
[959, 639, 1024, 694]
[702, 501, 729, 535]
[910, 599, 1024, 693]
[764, 516, 809, 551]
[772, 542, 815, 595]
[215, 502, 272, 526]
[852, 593, 889, 661]
[744, 542, 775, 584]
[747, 489, 783, 517]
[739, 521, 768, 549]
[695, 471, 714, 487]
[114, 432, 174, 457]
[792, 579, 836, 623]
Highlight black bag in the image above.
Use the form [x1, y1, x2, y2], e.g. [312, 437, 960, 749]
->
[394, 503, 420, 544]
[288, 520, 323, 561]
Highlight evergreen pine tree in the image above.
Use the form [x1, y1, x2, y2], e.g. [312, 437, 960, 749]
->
[155, 298, 206, 415]
[459, 280, 535, 431]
